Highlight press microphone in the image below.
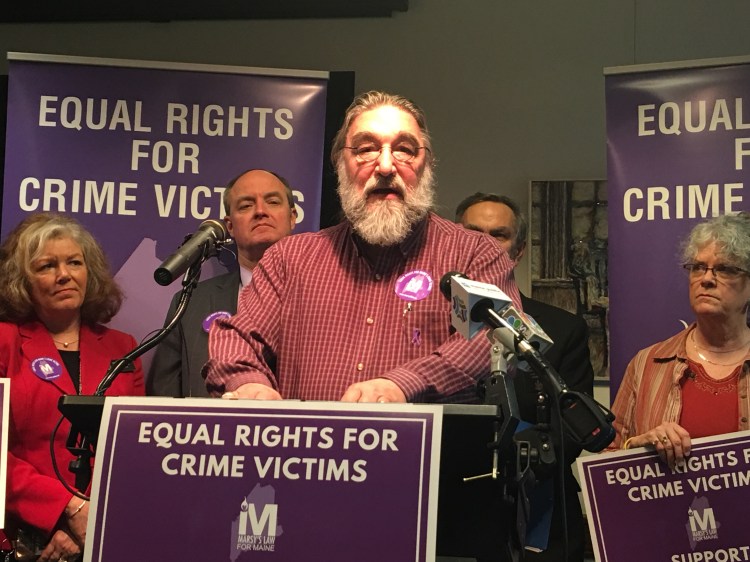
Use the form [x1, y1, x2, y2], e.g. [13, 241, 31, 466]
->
[439, 272, 552, 354]
[439, 271, 615, 452]
[154, 219, 229, 286]
[440, 271, 511, 339]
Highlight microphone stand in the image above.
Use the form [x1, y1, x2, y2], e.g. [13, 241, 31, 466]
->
[60, 237, 230, 492]
[477, 306, 614, 454]
[503, 333, 615, 453]
[95, 259, 202, 396]
[462, 339, 532, 560]
[463, 323, 611, 561]
[467, 342, 520, 481]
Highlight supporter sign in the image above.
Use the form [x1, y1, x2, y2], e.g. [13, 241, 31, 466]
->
[85, 398, 441, 562]
[578, 430, 750, 562]
[0, 379, 8, 528]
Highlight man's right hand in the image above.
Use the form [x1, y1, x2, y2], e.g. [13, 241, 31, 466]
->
[222, 383, 282, 400]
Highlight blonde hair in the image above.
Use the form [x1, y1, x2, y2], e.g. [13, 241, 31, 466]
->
[0, 213, 123, 324]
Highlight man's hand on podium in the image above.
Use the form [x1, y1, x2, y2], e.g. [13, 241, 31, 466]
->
[341, 378, 406, 403]
[222, 383, 282, 400]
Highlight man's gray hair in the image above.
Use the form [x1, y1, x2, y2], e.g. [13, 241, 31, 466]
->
[330, 91, 433, 169]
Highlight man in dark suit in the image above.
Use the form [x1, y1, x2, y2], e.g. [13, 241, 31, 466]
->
[147, 169, 297, 397]
[456, 192, 594, 562]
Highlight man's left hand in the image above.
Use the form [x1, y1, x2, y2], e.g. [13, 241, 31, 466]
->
[340, 378, 406, 403]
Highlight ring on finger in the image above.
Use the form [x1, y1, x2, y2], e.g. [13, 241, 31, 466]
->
[661, 436, 669, 444]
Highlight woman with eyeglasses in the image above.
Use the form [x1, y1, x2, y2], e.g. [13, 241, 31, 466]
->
[610, 212, 750, 469]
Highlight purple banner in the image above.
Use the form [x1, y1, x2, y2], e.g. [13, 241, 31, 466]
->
[2, 53, 328, 368]
[0, 379, 8, 529]
[606, 58, 750, 393]
[579, 431, 750, 562]
[87, 398, 441, 562]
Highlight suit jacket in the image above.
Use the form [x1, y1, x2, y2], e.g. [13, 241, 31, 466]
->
[0, 321, 144, 534]
[516, 294, 594, 562]
[147, 271, 240, 397]
[519, 294, 594, 398]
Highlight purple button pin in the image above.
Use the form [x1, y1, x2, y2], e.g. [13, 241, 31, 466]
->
[203, 311, 232, 333]
[31, 357, 63, 381]
[394, 270, 433, 302]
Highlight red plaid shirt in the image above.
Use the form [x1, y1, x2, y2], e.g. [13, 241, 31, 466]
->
[204, 213, 521, 403]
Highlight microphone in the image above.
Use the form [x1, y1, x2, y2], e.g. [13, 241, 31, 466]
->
[439, 271, 615, 452]
[154, 219, 229, 286]
[440, 271, 511, 339]
[438, 272, 552, 354]
[558, 391, 616, 452]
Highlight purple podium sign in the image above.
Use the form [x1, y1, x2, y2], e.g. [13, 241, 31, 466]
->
[578, 431, 750, 562]
[0, 379, 8, 528]
[86, 398, 442, 562]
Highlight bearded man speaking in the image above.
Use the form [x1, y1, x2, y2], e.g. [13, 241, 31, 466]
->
[203, 91, 521, 404]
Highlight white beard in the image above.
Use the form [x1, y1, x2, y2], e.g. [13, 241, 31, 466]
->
[337, 162, 435, 246]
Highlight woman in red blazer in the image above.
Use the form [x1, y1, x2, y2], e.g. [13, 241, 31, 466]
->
[0, 213, 144, 562]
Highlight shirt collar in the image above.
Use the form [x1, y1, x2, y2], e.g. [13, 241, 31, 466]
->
[239, 265, 253, 289]
[653, 323, 750, 384]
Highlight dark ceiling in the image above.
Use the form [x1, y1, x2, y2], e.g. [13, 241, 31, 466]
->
[3, 1, 409, 23]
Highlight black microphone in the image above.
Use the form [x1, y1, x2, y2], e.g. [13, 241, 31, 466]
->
[154, 219, 229, 286]
[558, 390, 616, 452]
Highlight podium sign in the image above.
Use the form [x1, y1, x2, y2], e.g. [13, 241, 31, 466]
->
[578, 430, 750, 562]
[85, 397, 442, 562]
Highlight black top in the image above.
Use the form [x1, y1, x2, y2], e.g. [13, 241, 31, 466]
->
[59, 349, 81, 392]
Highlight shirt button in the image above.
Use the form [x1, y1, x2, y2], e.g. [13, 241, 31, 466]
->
[366, 317, 374, 325]
[356, 362, 364, 371]
[374, 273, 382, 281]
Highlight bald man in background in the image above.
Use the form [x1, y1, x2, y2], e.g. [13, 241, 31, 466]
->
[147, 169, 297, 397]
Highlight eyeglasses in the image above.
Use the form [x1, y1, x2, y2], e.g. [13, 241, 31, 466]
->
[343, 143, 431, 164]
[682, 262, 749, 281]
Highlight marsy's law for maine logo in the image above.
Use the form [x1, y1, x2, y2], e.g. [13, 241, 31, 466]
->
[231, 485, 283, 560]
[238, 498, 277, 548]
[687, 497, 719, 545]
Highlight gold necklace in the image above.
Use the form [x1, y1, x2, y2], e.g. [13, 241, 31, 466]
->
[52, 338, 79, 349]
[691, 331, 749, 366]
[692, 330, 750, 353]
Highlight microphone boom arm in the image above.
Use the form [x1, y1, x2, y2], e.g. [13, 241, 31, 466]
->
[486, 317, 615, 453]
[96, 240, 222, 395]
